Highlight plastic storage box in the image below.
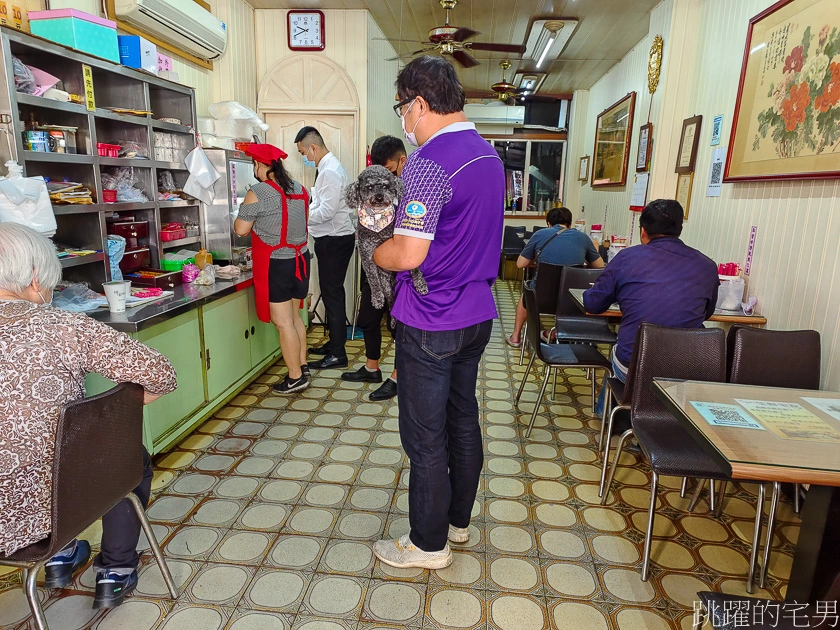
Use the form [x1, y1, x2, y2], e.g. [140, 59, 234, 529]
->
[29, 10, 119, 63]
[118, 35, 157, 75]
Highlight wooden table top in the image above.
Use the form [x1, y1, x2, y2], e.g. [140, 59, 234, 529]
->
[653, 379, 840, 486]
[568, 288, 768, 325]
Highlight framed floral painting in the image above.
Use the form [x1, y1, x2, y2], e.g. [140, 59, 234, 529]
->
[592, 92, 636, 187]
[725, 0, 840, 182]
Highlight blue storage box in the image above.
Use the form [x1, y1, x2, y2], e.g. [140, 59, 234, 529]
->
[29, 9, 119, 64]
[118, 35, 157, 74]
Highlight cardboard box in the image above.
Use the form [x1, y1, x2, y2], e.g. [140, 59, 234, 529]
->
[118, 35, 157, 75]
[29, 9, 119, 63]
[157, 52, 173, 73]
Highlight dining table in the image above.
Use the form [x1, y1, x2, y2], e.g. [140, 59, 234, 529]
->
[652, 378, 840, 604]
[568, 287, 768, 326]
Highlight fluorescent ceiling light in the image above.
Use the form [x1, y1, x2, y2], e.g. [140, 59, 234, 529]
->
[514, 72, 546, 94]
[536, 35, 556, 69]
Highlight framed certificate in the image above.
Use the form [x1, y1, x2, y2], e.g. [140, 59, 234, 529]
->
[675, 115, 703, 173]
[592, 92, 636, 187]
[675, 171, 695, 220]
[636, 123, 653, 172]
[578, 156, 590, 182]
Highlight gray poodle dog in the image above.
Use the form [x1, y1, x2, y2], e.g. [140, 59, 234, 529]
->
[344, 165, 428, 312]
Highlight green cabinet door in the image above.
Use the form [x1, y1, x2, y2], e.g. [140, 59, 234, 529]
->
[203, 290, 252, 400]
[135, 310, 206, 451]
[247, 289, 280, 366]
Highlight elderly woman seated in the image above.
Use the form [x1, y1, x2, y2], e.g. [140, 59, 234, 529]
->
[0, 223, 177, 610]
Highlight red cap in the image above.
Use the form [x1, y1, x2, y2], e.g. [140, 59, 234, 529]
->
[244, 143, 288, 165]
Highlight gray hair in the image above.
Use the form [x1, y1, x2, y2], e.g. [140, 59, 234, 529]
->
[0, 222, 62, 293]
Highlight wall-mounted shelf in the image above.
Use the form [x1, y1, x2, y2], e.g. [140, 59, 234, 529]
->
[162, 236, 201, 249]
[60, 252, 104, 268]
[0, 26, 199, 290]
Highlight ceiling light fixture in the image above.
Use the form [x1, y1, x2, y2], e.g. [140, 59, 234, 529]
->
[523, 18, 578, 66]
[536, 24, 560, 69]
[514, 71, 547, 95]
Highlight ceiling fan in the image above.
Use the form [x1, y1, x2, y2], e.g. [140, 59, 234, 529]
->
[489, 61, 525, 101]
[388, 0, 526, 68]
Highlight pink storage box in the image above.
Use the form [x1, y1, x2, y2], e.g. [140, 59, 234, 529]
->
[157, 53, 173, 73]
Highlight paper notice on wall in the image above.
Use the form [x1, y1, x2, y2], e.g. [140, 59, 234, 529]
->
[630, 173, 649, 211]
[735, 399, 840, 443]
[707, 147, 726, 197]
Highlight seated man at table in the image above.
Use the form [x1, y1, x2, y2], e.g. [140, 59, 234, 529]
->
[584, 199, 719, 417]
[506, 206, 603, 347]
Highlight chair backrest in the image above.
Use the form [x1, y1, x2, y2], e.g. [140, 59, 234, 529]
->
[625, 323, 726, 423]
[556, 266, 605, 317]
[727, 325, 821, 390]
[533, 262, 566, 314]
[523, 282, 551, 362]
[49, 382, 146, 559]
[502, 225, 526, 253]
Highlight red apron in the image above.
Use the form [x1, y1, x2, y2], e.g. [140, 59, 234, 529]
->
[251, 180, 309, 323]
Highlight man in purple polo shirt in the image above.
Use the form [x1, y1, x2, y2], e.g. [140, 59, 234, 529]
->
[372, 56, 504, 569]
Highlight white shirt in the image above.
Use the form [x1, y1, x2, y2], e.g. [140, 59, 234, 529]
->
[308, 152, 355, 238]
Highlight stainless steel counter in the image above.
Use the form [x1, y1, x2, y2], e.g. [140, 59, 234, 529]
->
[90, 273, 255, 332]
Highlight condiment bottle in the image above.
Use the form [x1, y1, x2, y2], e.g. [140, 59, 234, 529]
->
[195, 248, 213, 269]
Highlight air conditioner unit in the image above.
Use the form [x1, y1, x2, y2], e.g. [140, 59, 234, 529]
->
[464, 102, 525, 126]
[115, 0, 227, 61]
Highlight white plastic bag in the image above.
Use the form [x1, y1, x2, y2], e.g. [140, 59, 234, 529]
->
[0, 161, 56, 236]
[184, 146, 220, 204]
[716, 277, 745, 311]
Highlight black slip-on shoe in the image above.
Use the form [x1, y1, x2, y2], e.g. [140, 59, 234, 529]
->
[93, 570, 138, 609]
[370, 378, 398, 401]
[44, 540, 92, 589]
[341, 366, 383, 383]
[308, 355, 349, 370]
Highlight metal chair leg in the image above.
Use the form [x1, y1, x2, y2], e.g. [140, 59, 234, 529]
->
[515, 353, 536, 405]
[794, 483, 802, 514]
[709, 480, 717, 513]
[350, 291, 363, 340]
[525, 367, 551, 438]
[600, 428, 634, 504]
[25, 560, 48, 630]
[598, 393, 611, 453]
[715, 481, 728, 517]
[688, 479, 706, 513]
[680, 477, 689, 499]
[590, 371, 596, 413]
[760, 481, 781, 589]
[551, 368, 558, 402]
[641, 471, 660, 582]
[746, 482, 766, 594]
[519, 322, 527, 366]
[127, 492, 178, 599]
[598, 403, 618, 496]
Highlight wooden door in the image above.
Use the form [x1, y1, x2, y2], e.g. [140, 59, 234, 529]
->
[264, 112, 359, 324]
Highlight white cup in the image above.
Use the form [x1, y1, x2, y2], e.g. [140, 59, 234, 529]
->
[103, 281, 128, 313]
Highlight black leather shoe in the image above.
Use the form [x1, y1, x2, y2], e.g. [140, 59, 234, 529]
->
[308, 355, 349, 370]
[44, 540, 91, 589]
[342, 366, 383, 383]
[310, 343, 330, 356]
[93, 570, 138, 609]
[370, 378, 398, 401]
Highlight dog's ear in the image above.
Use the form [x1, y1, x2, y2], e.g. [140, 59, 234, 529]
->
[344, 179, 361, 208]
[394, 176, 405, 200]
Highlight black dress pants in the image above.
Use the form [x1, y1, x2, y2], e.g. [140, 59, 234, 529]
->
[314, 234, 356, 358]
[92, 447, 153, 574]
[357, 268, 395, 361]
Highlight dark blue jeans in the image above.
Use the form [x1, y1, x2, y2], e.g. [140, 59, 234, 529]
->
[395, 319, 493, 552]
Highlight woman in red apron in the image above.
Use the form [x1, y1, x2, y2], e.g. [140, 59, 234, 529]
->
[234, 144, 310, 394]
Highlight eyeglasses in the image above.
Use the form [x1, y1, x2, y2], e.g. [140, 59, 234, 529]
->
[393, 97, 414, 119]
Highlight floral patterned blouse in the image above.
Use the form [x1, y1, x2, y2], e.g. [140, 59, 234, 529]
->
[0, 300, 177, 556]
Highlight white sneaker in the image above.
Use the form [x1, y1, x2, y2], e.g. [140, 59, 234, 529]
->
[448, 524, 470, 544]
[373, 534, 453, 569]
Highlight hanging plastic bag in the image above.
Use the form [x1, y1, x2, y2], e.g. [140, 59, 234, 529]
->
[184, 145, 220, 205]
[107, 235, 126, 282]
[0, 161, 56, 236]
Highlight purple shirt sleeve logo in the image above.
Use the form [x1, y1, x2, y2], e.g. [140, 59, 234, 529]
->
[405, 201, 427, 218]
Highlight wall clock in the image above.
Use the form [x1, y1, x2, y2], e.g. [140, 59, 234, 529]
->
[287, 10, 325, 51]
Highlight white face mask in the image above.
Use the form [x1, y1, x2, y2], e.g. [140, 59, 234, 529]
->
[38, 289, 52, 306]
[401, 100, 423, 147]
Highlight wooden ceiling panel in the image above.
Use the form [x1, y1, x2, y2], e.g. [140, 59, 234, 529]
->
[248, 0, 660, 94]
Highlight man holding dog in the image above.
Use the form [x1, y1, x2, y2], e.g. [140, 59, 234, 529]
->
[295, 126, 354, 370]
[341, 135, 406, 401]
[372, 56, 505, 569]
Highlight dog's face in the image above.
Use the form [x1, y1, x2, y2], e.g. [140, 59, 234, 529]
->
[358, 165, 401, 209]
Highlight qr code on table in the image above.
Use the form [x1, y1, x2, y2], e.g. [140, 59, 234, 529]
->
[710, 161, 723, 185]
[690, 401, 764, 429]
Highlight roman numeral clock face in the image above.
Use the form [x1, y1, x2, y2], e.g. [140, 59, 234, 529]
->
[288, 11, 325, 51]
